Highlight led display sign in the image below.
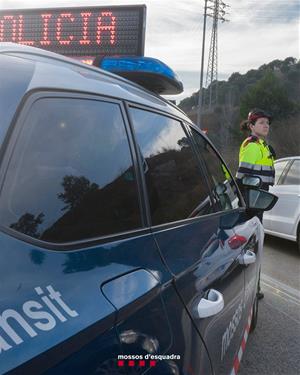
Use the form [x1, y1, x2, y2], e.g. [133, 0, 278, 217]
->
[0, 5, 146, 60]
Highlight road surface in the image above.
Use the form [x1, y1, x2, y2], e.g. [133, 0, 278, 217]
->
[239, 235, 300, 375]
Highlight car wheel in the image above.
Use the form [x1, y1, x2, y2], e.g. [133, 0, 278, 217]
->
[250, 283, 259, 333]
[297, 226, 300, 253]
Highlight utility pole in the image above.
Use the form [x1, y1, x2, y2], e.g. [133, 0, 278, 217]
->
[205, 0, 229, 110]
[196, 0, 208, 128]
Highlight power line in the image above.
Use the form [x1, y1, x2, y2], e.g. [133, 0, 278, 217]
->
[205, 0, 229, 110]
[197, 0, 229, 126]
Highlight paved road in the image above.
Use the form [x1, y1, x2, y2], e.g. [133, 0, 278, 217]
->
[239, 235, 300, 375]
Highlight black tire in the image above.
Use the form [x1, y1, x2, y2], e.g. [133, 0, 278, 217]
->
[250, 284, 259, 333]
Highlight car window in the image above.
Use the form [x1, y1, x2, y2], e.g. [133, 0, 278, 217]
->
[190, 128, 242, 211]
[0, 97, 141, 243]
[129, 108, 213, 225]
[282, 159, 300, 186]
[274, 160, 289, 184]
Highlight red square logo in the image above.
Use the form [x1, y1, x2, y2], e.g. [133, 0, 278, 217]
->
[128, 360, 135, 367]
[117, 360, 124, 367]
[150, 360, 157, 367]
[139, 360, 146, 367]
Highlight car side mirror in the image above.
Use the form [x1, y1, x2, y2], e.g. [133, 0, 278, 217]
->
[242, 176, 261, 188]
[247, 188, 278, 211]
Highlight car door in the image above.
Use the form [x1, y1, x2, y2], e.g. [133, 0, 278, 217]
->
[263, 159, 290, 231]
[0, 93, 173, 374]
[128, 106, 247, 375]
[127, 106, 220, 375]
[266, 159, 300, 237]
[187, 126, 261, 375]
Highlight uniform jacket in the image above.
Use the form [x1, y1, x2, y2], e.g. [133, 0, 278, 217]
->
[236, 135, 275, 189]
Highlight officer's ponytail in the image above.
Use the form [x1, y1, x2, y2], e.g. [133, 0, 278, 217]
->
[240, 120, 250, 131]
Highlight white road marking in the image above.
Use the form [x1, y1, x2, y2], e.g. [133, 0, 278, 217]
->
[261, 273, 300, 306]
[261, 281, 300, 307]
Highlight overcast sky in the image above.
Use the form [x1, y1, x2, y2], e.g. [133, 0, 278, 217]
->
[1, 0, 299, 100]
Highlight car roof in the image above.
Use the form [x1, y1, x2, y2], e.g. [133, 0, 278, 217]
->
[0, 43, 191, 122]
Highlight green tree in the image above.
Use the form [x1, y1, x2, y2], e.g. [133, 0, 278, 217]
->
[240, 71, 296, 119]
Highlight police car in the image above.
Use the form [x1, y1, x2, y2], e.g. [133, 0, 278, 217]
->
[0, 43, 277, 375]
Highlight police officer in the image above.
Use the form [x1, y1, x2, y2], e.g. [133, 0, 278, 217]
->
[236, 108, 275, 200]
[236, 108, 276, 300]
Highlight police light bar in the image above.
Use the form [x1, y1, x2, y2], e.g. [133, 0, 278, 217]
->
[95, 56, 183, 95]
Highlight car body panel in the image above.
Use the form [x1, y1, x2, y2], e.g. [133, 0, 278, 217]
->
[153, 209, 258, 375]
[263, 157, 300, 241]
[0, 228, 178, 374]
[0, 54, 34, 146]
[265, 185, 300, 239]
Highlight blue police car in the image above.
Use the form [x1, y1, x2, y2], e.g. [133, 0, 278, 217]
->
[0, 43, 277, 375]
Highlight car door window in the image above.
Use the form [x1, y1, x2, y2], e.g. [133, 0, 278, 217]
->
[281, 160, 300, 185]
[129, 108, 213, 225]
[190, 128, 242, 211]
[275, 160, 289, 184]
[0, 97, 141, 243]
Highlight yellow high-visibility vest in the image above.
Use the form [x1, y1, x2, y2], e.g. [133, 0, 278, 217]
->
[236, 136, 275, 186]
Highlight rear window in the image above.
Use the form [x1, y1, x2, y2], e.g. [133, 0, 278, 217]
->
[282, 160, 300, 185]
[274, 160, 289, 184]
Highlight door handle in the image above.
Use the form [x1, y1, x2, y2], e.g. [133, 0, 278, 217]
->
[196, 289, 224, 318]
[239, 250, 256, 265]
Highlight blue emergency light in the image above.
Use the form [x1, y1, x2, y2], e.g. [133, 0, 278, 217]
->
[94, 56, 183, 95]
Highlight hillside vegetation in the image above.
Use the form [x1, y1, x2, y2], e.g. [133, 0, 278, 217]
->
[179, 57, 300, 172]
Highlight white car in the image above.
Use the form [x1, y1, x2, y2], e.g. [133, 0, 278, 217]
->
[263, 157, 300, 251]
